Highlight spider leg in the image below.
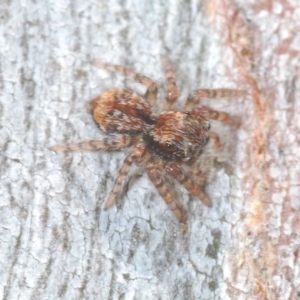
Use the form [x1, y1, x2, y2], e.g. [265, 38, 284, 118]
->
[161, 56, 178, 110]
[191, 104, 234, 124]
[185, 89, 245, 110]
[104, 143, 146, 209]
[50, 135, 138, 152]
[146, 163, 187, 223]
[165, 162, 211, 207]
[208, 131, 222, 152]
[93, 61, 157, 106]
[182, 164, 206, 187]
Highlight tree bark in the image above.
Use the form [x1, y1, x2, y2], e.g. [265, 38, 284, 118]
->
[1, 0, 299, 299]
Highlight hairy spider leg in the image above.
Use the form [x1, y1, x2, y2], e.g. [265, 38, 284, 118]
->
[146, 162, 187, 223]
[50, 135, 139, 152]
[208, 131, 222, 152]
[185, 89, 245, 111]
[165, 162, 211, 207]
[161, 56, 178, 110]
[93, 61, 157, 106]
[105, 143, 146, 209]
[191, 105, 234, 124]
[182, 163, 206, 187]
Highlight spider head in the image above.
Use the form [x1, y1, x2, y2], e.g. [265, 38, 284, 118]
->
[143, 111, 210, 162]
[89, 89, 156, 134]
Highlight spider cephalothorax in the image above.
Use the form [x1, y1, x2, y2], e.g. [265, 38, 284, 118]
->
[143, 110, 210, 162]
[51, 57, 243, 223]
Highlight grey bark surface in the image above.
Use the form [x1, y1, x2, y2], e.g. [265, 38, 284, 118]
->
[1, 0, 300, 299]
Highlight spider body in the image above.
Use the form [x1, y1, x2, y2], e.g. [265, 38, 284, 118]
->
[51, 57, 243, 223]
[143, 110, 210, 162]
[89, 88, 156, 134]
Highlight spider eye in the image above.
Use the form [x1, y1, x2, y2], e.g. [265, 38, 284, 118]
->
[165, 143, 176, 151]
[107, 111, 114, 117]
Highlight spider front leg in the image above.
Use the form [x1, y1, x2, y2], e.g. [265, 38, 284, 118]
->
[146, 162, 187, 223]
[191, 104, 234, 124]
[104, 143, 146, 209]
[185, 88, 245, 111]
[165, 162, 211, 207]
[50, 135, 139, 152]
[182, 163, 206, 187]
[93, 61, 157, 106]
[161, 56, 178, 110]
[208, 131, 222, 152]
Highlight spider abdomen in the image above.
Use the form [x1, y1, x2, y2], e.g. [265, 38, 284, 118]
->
[90, 88, 156, 134]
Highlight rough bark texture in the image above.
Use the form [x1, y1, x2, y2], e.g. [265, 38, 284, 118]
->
[1, 0, 299, 299]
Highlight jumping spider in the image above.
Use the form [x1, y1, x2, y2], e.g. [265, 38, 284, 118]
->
[51, 57, 243, 223]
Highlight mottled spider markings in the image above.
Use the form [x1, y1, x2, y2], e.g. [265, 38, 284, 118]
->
[51, 57, 244, 223]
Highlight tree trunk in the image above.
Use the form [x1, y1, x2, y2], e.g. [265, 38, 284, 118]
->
[1, 0, 299, 299]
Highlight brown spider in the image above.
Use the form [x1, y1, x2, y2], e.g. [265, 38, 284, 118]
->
[51, 57, 243, 223]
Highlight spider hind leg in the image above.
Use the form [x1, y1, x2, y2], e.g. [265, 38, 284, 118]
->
[93, 61, 157, 106]
[50, 135, 138, 152]
[104, 143, 146, 209]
